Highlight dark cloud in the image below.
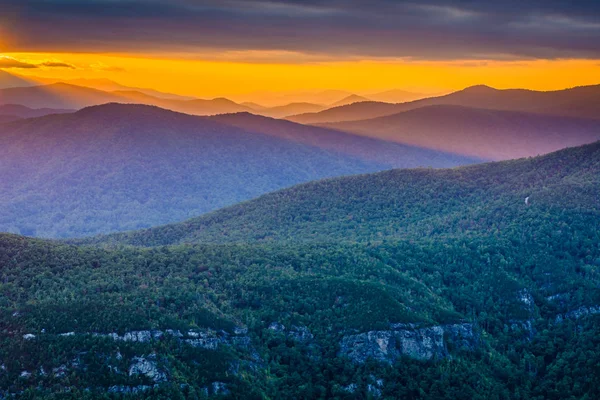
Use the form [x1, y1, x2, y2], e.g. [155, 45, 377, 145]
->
[39, 61, 75, 68]
[0, 57, 77, 69]
[0, 57, 38, 69]
[1, 0, 600, 60]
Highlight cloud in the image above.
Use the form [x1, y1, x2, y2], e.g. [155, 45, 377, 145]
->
[1, 0, 600, 60]
[0, 56, 38, 69]
[39, 61, 75, 69]
[0, 56, 77, 69]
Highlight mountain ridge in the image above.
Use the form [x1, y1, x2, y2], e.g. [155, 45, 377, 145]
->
[320, 104, 600, 160]
[287, 83, 600, 124]
[0, 103, 477, 238]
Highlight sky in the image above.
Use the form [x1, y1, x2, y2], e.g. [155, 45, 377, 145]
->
[1, 0, 600, 98]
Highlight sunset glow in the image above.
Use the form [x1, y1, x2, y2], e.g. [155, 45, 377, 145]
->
[3, 52, 600, 101]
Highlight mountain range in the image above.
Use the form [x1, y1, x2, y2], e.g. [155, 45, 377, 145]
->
[287, 84, 600, 124]
[322, 104, 600, 160]
[0, 82, 362, 118]
[0, 75, 437, 118]
[0, 103, 477, 238]
[0, 83, 252, 114]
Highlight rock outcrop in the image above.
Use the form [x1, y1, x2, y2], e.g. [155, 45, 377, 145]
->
[268, 323, 315, 342]
[128, 354, 167, 383]
[339, 323, 477, 364]
[22, 327, 251, 352]
[555, 305, 600, 323]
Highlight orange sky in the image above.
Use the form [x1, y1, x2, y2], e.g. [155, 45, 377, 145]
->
[3, 52, 600, 100]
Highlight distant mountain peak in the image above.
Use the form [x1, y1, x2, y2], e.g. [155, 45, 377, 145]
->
[461, 84, 498, 93]
[330, 94, 370, 107]
[210, 97, 238, 104]
[75, 102, 172, 116]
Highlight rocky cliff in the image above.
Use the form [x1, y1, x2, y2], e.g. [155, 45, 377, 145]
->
[339, 323, 477, 364]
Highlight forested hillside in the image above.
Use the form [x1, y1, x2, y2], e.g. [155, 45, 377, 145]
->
[86, 141, 600, 247]
[0, 103, 477, 238]
[1, 142, 598, 398]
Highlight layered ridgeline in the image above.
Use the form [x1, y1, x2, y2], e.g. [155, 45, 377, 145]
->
[2, 142, 599, 399]
[0, 81, 400, 119]
[0, 103, 476, 238]
[287, 84, 600, 124]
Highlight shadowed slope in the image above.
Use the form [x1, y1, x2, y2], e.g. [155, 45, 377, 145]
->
[322, 105, 600, 160]
[0, 103, 389, 237]
[211, 112, 482, 168]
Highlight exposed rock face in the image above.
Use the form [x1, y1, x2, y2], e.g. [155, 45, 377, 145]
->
[268, 322, 286, 332]
[108, 385, 154, 394]
[129, 354, 167, 383]
[7, 326, 257, 397]
[339, 323, 476, 364]
[25, 327, 251, 351]
[184, 330, 221, 350]
[555, 305, 600, 323]
[367, 383, 382, 398]
[546, 293, 569, 303]
[507, 319, 535, 339]
[212, 381, 230, 395]
[518, 289, 535, 313]
[518, 289, 534, 307]
[268, 322, 314, 342]
[287, 325, 314, 342]
[342, 383, 357, 393]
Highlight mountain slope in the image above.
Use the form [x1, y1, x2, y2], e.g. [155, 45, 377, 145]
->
[0, 103, 476, 238]
[85, 140, 600, 247]
[210, 112, 480, 168]
[4, 142, 599, 399]
[0, 104, 74, 118]
[288, 84, 600, 124]
[321, 105, 600, 160]
[0, 104, 376, 238]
